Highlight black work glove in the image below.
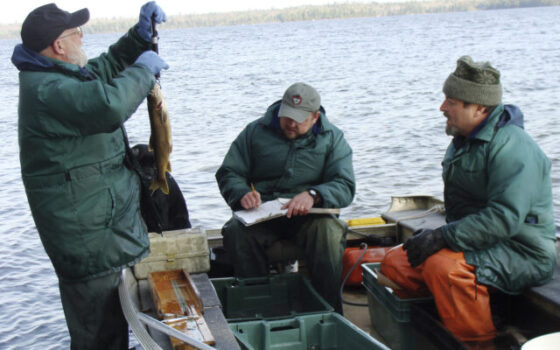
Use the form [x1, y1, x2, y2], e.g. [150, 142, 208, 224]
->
[402, 227, 447, 267]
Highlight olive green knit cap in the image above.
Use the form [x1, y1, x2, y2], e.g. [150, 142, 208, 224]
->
[443, 56, 502, 106]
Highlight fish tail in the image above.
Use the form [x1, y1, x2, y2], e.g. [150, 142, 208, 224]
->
[149, 178, 170, 195]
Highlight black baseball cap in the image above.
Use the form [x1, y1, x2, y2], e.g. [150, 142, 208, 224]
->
[21, 3, 89, 52]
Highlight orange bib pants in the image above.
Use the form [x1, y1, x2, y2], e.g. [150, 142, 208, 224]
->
[380, 245, 496, 342]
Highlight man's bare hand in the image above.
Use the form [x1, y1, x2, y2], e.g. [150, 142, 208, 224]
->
[282, 191, 314, 218]
[240, 191, 261, 209]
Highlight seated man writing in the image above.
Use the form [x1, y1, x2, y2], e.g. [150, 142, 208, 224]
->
[215, 82, 356, 313]
[381, 56, 557, 345]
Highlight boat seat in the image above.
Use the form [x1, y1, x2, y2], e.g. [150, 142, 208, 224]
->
[523, 265, 560, 316]
[382, 208, 447, 242]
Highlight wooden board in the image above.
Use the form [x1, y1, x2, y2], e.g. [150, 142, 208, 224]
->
[148, 269, 216, 349]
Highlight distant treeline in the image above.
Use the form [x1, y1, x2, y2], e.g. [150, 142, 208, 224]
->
[2, 0, 559, 39]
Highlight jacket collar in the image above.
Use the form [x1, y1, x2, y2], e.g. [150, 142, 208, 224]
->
[463, 104, 502, 143]
[464, 103, 524, 143]
[452, 104, 525, 150]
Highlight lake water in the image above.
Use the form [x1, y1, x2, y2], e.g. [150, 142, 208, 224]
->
[1, 6, 559, 348]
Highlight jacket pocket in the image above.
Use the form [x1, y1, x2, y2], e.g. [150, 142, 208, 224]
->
[71, 176, 114, 230]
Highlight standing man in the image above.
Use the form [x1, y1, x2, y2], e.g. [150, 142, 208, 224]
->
[216, 83, 356, 313]
[381, 56, 557, 344]
[12, 2, 168, 348]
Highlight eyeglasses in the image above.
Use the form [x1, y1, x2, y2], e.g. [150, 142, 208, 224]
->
[58, 27, 83, 40]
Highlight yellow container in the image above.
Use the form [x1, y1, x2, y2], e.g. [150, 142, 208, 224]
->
[346, 217, 386, 227]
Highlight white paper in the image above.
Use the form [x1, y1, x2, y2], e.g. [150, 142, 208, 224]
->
[233, 198, 341, 226]
[233, 199, 288, 226]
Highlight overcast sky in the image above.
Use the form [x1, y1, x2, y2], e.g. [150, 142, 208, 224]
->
[2, 0, 421, 24]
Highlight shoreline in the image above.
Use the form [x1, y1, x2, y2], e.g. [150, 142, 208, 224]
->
[2, 0, 560, 39]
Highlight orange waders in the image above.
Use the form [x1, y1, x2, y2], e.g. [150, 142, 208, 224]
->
[380, 245, 496, 342]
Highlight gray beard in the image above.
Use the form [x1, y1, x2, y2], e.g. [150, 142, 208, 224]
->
[67, 45, 88, 67]
[446, 125, 460, 137]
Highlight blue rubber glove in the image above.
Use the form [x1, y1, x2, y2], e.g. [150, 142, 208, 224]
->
[137, 1, 167, 42]
[134, 51, 169, 76]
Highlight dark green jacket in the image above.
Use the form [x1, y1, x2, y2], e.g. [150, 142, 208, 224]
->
[216, 101, 355, 211]
[12, 28, 155, 281]
[441, 104, 557, 294]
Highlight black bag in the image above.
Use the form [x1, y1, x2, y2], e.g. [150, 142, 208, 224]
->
[121, 127, 191, 233]
[121, 127, 164, 233]
[131, 144, 191, 232]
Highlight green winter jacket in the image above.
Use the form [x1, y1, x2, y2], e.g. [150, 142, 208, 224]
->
[13, 28, 155, 281]
[441, 104, 557, 294]
[216, 101, 355, 211]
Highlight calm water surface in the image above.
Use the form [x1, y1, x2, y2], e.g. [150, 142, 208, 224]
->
[0, 6, 559, 348]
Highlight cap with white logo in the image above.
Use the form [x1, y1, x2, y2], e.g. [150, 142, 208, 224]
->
[278, 82, 321, 123]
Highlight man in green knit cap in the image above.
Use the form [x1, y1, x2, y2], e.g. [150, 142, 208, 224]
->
[381, 56, 556, 344]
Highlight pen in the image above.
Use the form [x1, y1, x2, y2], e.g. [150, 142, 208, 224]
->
[250, 183, 256, 195]
[250, 183, 260, 208]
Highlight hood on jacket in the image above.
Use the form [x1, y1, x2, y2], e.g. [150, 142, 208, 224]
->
[497, 104, 524, 129]
[12, 43, 95, 80]
[11, 43, 55, 72]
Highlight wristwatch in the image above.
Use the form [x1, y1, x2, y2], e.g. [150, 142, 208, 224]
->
[307, 189, 320, 205]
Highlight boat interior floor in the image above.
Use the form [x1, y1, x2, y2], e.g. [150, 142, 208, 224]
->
[341, 286, 379, 338]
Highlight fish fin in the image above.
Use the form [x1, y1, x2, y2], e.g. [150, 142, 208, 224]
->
[149, 178, 170, 195]
[160, 178, 170, 195]
[148, 180, 158, 193]
[156, 102, 165, 122]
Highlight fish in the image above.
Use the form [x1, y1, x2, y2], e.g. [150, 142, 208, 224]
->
[147, 83, 172, 195]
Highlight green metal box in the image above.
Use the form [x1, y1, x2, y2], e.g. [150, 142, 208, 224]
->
[230, 312, 389, 350]
[362, 262, 436, 350]
[211, 274, 333, 322]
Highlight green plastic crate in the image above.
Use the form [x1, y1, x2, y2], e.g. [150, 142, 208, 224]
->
[211, 274, 333, 322]
[362, 262, 436, 350]
[230, 312, 390, 350]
